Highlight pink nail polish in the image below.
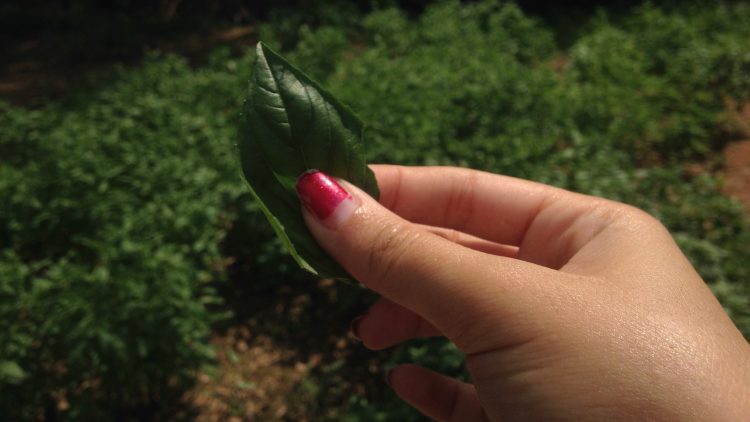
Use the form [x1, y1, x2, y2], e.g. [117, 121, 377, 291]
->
[296, 170, 358, 227]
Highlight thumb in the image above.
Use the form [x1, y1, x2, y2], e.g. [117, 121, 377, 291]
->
[295, 170, 540, 345]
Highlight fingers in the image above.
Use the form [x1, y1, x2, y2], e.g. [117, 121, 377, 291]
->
[350, 228, 515, 351]
[352, 298, 441, 350]
[371, 165, 591, 246]
[296, 171, 551, 347]
[421, 224, 518, 258]
[388, 364, 489, 422]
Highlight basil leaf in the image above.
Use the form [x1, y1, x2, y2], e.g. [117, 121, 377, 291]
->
[239, 42, 379, 279]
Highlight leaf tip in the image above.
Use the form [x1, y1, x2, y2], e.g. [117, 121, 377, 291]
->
[255, 41, 285, 67]
[255, 41, 266, 58]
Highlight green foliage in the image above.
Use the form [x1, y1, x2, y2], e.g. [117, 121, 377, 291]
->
[566, 3, 750, 157]
[1, 0, 749, 419]
[329, 3, 559, 170]
[0, 55, 252, 419]
[240, 43, 379, 279]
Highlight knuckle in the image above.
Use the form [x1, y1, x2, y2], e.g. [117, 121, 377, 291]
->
[618, 203, 666, 230]
[442, 313, 477, 349]
[594, 201, 672, 239]
[435, 227, 462, 244]
[383, 165, 404, 211]
[366, 219, 421, 283]
[443, 171, 478, 231]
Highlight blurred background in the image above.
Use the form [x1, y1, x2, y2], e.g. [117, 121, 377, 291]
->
[1, 0, 749, 420]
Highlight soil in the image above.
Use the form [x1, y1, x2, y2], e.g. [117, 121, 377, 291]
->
[178, 276, 384, 421]
[722, 140, 750, 212]
[185, 329, 312, 421]
[722, 100, 750, 212]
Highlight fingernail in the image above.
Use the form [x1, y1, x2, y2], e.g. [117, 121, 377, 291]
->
[296, 170, 358, 228]
[349, 314, 366, 342]
[384, 367, 394, 387]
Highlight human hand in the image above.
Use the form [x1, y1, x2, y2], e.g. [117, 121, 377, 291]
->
[295, 165, 750, 421]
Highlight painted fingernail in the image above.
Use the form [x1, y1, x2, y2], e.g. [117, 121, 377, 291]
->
[349, 314, 366, 342]
[296, 170, 357, 228]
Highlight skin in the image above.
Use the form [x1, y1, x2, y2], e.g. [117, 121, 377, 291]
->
[300, 165, 750, 421]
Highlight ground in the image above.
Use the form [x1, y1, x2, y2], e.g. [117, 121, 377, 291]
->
[181, 276, 382, 421]
[187, 330, 312, 421]
[723, 140, 750, 211]
[722, 101, 750, 211]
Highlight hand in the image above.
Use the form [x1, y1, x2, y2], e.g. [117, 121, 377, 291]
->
[295, 165, 750, 421]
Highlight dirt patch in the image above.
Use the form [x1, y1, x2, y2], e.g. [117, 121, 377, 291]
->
[180, 277, 387, 421]
[724, 98, 750, 138]
[722, 139, 750, 212]
[549, 54, 569, 73]
[721, 99, 750, 212]
[184, 328, 313, 421]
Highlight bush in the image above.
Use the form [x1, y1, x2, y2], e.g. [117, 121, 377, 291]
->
[0, 55, 253, 419]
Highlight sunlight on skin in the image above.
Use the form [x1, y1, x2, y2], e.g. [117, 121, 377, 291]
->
[297, 165, 750, 421]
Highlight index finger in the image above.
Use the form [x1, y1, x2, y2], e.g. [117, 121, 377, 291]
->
[371, 165, 588, 246]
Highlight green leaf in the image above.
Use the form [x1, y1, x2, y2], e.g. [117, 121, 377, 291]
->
[0, 361, 27, 384]
[239, 42, 379, 279]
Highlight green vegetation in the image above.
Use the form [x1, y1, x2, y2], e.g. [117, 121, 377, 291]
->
[1, 1, 749, 419]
